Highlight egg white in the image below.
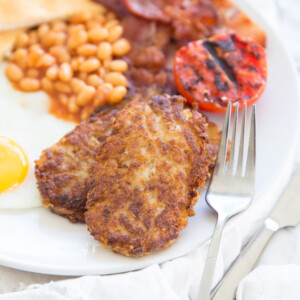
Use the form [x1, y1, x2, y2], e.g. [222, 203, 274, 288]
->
[0, 62, 75, 209]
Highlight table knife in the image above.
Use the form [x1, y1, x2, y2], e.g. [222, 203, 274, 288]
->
[211, 167, 300, 300]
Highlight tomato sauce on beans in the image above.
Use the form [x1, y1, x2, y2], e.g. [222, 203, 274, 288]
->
[5, 9, 131, 123]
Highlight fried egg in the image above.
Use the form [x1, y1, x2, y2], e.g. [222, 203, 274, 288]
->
[0, 62, 75, 209]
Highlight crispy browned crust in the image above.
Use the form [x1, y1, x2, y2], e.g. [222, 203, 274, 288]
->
[85, 94, 211, 256]
[35, 109, 118, 223]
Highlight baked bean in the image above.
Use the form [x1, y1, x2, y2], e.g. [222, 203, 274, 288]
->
[12, 48, 28, 68]
[54, 32, 67, 46]
[38, 24, 50, 39]
[79, 58, 100, 73]
[29, 44, 43, 53]
[41, 77, 53, 92]
[97, 42, 112, 60]
[80, 107, 92, 120]
[77, 44, 97, 56]
[68, 29, 88, 49]
[112, 38, 131, 56]
[94, 92, 106, 107]
[28, 45, 44, 67]
[15, 32, 29, 48]
[28, 31, 38, 45]
[49, 46, 70, 63]
[102, 58, 111, 70]
[68, 97, 79, 113]
[86, 19, 102, 30]
[19, 78, 40, 91]
[71, 78, 86, 93]
[13, 48, 27, 62]
[110, 60, 128, 72]
[26, 68, 39, 78]
[36, 54, 56, 67]
[70, 12, 93, 24]
[46, 65, 58, 80]
[87, 74, 103, 87]
[58, 63, 73, 82]
[76, 85, 95, 106]
[54, 81, 72, 94]
[5, 63, 24, 81]
[93, 14, 106, 25]
[107, 25, 123, 42]
[100, 82, 113, 96]
[88, 27, 108, 42]
[51, 20, 67, 32]
[70, 59, 78, 71]
[70, 56, 85, 71]
[68, 24, 85, 35]
[105, 19, 120, 30]
[98, 67, 106, 79]
[42, 31, 59, 48]
[105, 72, 127, 86]
[109, 86, 127, 104]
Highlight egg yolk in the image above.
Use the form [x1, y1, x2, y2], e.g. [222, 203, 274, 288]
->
[0, 136, 29, 193]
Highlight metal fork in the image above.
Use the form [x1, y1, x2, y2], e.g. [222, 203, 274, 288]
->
[197, 102, 256, 300]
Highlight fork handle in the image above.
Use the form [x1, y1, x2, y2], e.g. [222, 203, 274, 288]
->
[197, 214, 227, 300]
[212, 219, 279, 300]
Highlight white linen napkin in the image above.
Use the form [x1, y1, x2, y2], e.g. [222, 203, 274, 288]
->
[0, 229, 242, 300]
[236, 265, 300, 300]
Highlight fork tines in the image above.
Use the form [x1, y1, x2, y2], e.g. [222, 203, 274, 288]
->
[215, 102, 256, 178]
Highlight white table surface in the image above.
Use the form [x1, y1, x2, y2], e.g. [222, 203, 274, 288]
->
[1, 0, 300, 296]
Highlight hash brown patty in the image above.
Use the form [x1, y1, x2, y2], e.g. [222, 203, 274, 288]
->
[85, 94, 211, 256]
[35, 109, 118, 223]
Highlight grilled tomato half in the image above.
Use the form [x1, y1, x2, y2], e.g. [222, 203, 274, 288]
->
[174, 31, 267, 113]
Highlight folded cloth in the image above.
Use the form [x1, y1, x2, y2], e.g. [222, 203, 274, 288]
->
[236, 265, 300, 300]
[0, 265, 179, 300]
[0, 229, 242, 300]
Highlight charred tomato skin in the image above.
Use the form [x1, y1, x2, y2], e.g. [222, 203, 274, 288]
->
[174, 31, 267, 113]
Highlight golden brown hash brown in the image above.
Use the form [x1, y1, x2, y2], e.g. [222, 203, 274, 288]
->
[35, 108, 118, 223]
[85, 94, 211, 256]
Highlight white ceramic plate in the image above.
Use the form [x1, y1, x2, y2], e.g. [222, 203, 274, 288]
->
[0, 0, 299, 276]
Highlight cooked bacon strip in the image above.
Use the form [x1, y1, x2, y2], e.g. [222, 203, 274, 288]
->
[164, 0, 218, 45]
[93, 0, 129, 17]
[95, 0, 266, 47]
[92, 0, 266, 93]
[122, 0, 171, 22]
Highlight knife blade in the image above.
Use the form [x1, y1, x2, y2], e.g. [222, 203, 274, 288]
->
[211, 167, 300, 300]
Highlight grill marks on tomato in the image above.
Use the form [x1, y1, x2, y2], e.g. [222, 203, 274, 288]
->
[174, 32, 267, 113]
[203, 41, 238, 90]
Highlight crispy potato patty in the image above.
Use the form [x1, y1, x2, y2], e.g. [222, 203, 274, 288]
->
[85, 95, 211, 256]
[35, 109, 118, 222]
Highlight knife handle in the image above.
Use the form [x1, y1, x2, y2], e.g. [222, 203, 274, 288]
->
[212, 219, 279, 300]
